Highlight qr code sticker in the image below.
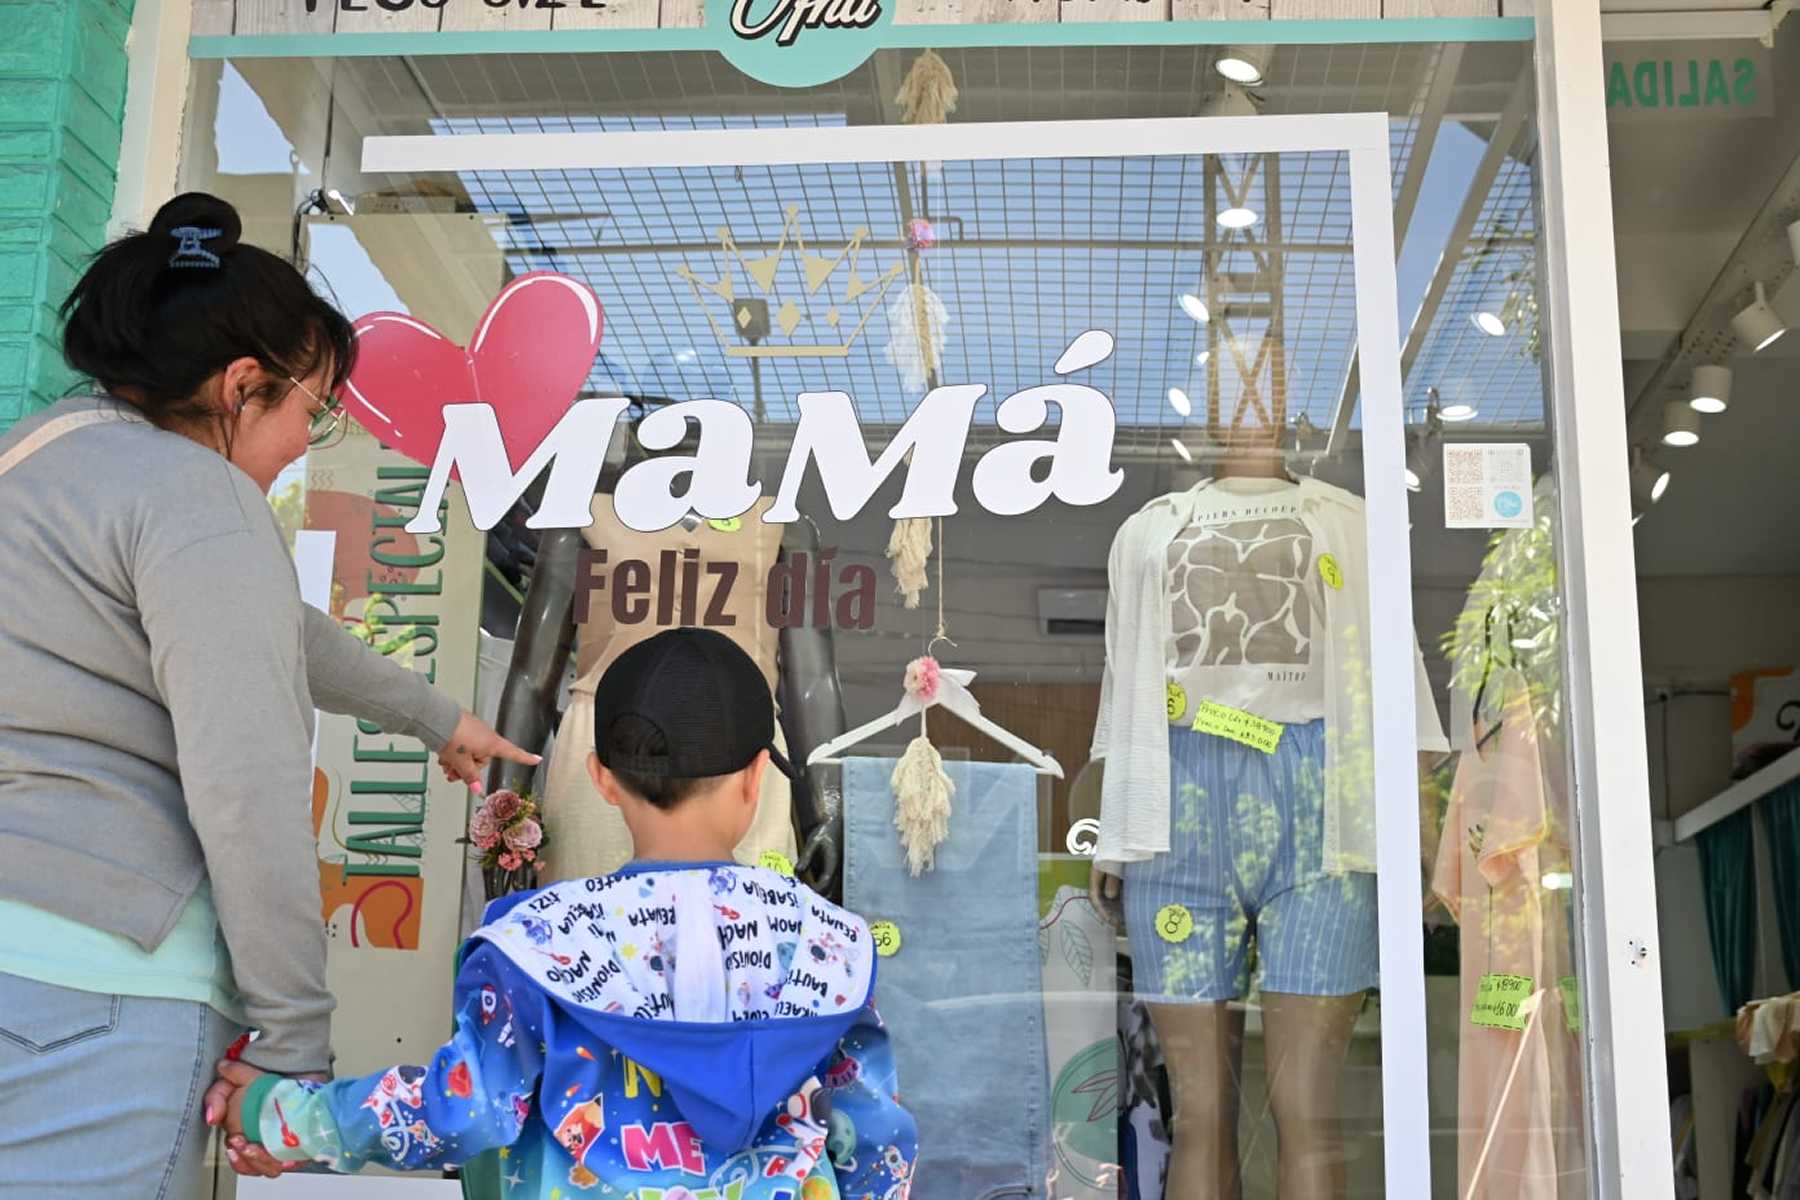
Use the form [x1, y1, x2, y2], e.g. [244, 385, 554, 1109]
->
[1444, 446, 1485, 486]
[1446, 487, 1485, 524]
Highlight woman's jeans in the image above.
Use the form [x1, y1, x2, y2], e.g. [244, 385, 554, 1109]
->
[0, 971, 242, 1198]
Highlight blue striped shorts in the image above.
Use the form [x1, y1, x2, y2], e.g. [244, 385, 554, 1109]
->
[1124, 720, 1378, 1002]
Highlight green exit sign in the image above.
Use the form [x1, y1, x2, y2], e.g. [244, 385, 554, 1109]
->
[1605, 41, 1774, 119]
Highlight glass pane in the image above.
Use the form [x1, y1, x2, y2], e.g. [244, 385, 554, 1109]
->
[180, 39, 1595, 1198]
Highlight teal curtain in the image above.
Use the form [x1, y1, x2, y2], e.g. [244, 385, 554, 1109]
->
[1761, 780, 1800, 989]
[1697, 806, 1758, 1013]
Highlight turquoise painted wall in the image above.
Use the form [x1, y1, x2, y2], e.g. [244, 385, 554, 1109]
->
[0, 0, 134, 432]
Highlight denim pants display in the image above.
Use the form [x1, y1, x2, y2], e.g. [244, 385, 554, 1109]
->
[0, 971, 243, 1198]
[844, 757, 1050, 1200]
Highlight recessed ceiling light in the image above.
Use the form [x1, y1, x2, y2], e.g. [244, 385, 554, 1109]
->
[1171, 439, 1193, 464]
[1217, 207, 1259, 230]
[1168, 387, 1192, 417]
[1439, 402, 1479, 422]
[1179, 294, 1210, 324]
[1471, 311, 1507, 337]
[1662, 400, 1700, 448]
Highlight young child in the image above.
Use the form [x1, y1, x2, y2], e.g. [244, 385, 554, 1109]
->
[219, 628, 917, 1199]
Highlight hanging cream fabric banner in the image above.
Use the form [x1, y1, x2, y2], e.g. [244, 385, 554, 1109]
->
[302, 421, 483, 1075]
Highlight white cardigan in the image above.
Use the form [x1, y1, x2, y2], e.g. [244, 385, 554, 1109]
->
[1092, 477, 1448, 874]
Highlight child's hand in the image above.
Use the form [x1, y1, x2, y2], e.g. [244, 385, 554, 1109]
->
[208, 1058, 305, 1179]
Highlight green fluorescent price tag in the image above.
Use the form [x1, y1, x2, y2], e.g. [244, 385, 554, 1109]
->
[1471, 972, 1534, 1031]
[1192, 700, 1284, 755]
[870, 920, 902, 957]
[1559, 975, 1581, 1033]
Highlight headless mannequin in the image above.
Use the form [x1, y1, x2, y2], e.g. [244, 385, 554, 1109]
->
[1090, 426, 1364, 1199]
[486, 420, 850, 893]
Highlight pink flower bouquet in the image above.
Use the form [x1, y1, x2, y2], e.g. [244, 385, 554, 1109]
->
[461, 789, 549, 897]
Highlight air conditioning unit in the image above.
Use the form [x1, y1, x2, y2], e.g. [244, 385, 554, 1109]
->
[1037, 588, 1107, 638]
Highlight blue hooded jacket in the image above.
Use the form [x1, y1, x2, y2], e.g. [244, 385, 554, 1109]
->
[244, 862, 918, 1200]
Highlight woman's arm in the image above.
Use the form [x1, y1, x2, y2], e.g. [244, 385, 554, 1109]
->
[139, 521, 334, 1075]
[300, 604, 461, 749]
[301, 605, 540, 789]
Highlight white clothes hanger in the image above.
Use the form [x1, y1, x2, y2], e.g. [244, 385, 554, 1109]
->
[807, 663, 1065, 778]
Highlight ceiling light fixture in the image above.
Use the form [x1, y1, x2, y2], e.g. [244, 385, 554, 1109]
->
[1168, 387, 1192, 417]
[1471, 310, 1508, 337]
[1179, 293, 1210, 324]
[1629, 445, 1671, 523]
[1195, 350, 1210, 366]
[1217, 207, 1260, 231]
[1404, 403, 1444, 493]
[1214, 46, 1270, 86]
[1731, 281, 1788, 353]
[1661, 400, 1700, 448]
[1688, 364, 1732, 415]
[1439, 402, 1479, 422]
[1170, 439, 1194, 464]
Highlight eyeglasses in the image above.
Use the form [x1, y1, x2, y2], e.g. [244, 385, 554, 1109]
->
[287, 376, 345, 448]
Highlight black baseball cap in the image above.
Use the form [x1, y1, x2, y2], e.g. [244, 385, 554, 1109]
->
[592, 628, 798, 782]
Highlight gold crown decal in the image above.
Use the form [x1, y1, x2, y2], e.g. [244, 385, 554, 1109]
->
[674, 204, 906, 359]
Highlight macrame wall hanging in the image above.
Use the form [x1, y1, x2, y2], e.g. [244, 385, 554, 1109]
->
[884, 49, 960, 611]
[891, 518, 956, 874]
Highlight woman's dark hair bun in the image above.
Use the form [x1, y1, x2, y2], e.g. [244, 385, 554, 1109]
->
[60, 190, 354, 430]
[147, 192, 243, 254]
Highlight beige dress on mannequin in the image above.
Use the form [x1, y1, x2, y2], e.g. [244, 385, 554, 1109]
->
[539, 497, 799, 881]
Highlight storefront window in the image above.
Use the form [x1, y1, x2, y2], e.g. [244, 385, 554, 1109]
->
[184, 39, 1597, 1197]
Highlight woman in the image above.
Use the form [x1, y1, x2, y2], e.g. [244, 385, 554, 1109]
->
[0, 192, 538, 1196]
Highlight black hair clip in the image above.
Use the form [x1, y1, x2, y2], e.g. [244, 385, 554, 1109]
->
[167, 226, 222, 269]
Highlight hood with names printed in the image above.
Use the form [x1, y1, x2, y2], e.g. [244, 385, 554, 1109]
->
[473, 861, 876, 1154]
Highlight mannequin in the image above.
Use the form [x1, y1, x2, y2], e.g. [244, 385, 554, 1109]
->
[1088, 417, 1442, 1198]
[486, 412, 850, 892]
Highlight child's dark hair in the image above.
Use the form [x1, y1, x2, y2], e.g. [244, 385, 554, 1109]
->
[600, 713, 715, 810]
[60, 192, 355, 440]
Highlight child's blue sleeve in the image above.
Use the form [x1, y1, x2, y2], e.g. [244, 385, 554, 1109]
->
[817, 999, 919, 1196]
[245, 945, 547, 1172]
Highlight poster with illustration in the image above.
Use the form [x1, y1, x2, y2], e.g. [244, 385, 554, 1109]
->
[300, 420, 483, 1074]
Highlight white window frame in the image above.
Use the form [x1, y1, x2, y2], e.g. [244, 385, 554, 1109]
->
[366, 113, 1435, 1194]
[1534, 3, 1675, 1198]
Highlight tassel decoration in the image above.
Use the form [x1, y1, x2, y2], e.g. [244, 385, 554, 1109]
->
[895, 48, 959, 127]
[891, 733, 955, 876]
[886, 516, 933, 609]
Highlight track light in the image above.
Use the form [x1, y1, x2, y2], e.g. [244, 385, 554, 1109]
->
[1405, 404, 1444, 493]
[1214, 46, 1270, 86]
[1179, 294, 1210, 324]
[1731, 281, 1787, 353]
[1630, 446, 1671, 523]
[1661, 400, 1700, 448]
[1688, 364, 1732, 414]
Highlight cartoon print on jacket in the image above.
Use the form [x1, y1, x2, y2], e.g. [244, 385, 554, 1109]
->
[239, 864, 918, 1200]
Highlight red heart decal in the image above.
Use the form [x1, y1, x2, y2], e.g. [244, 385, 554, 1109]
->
[342, 271, 604, 470]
